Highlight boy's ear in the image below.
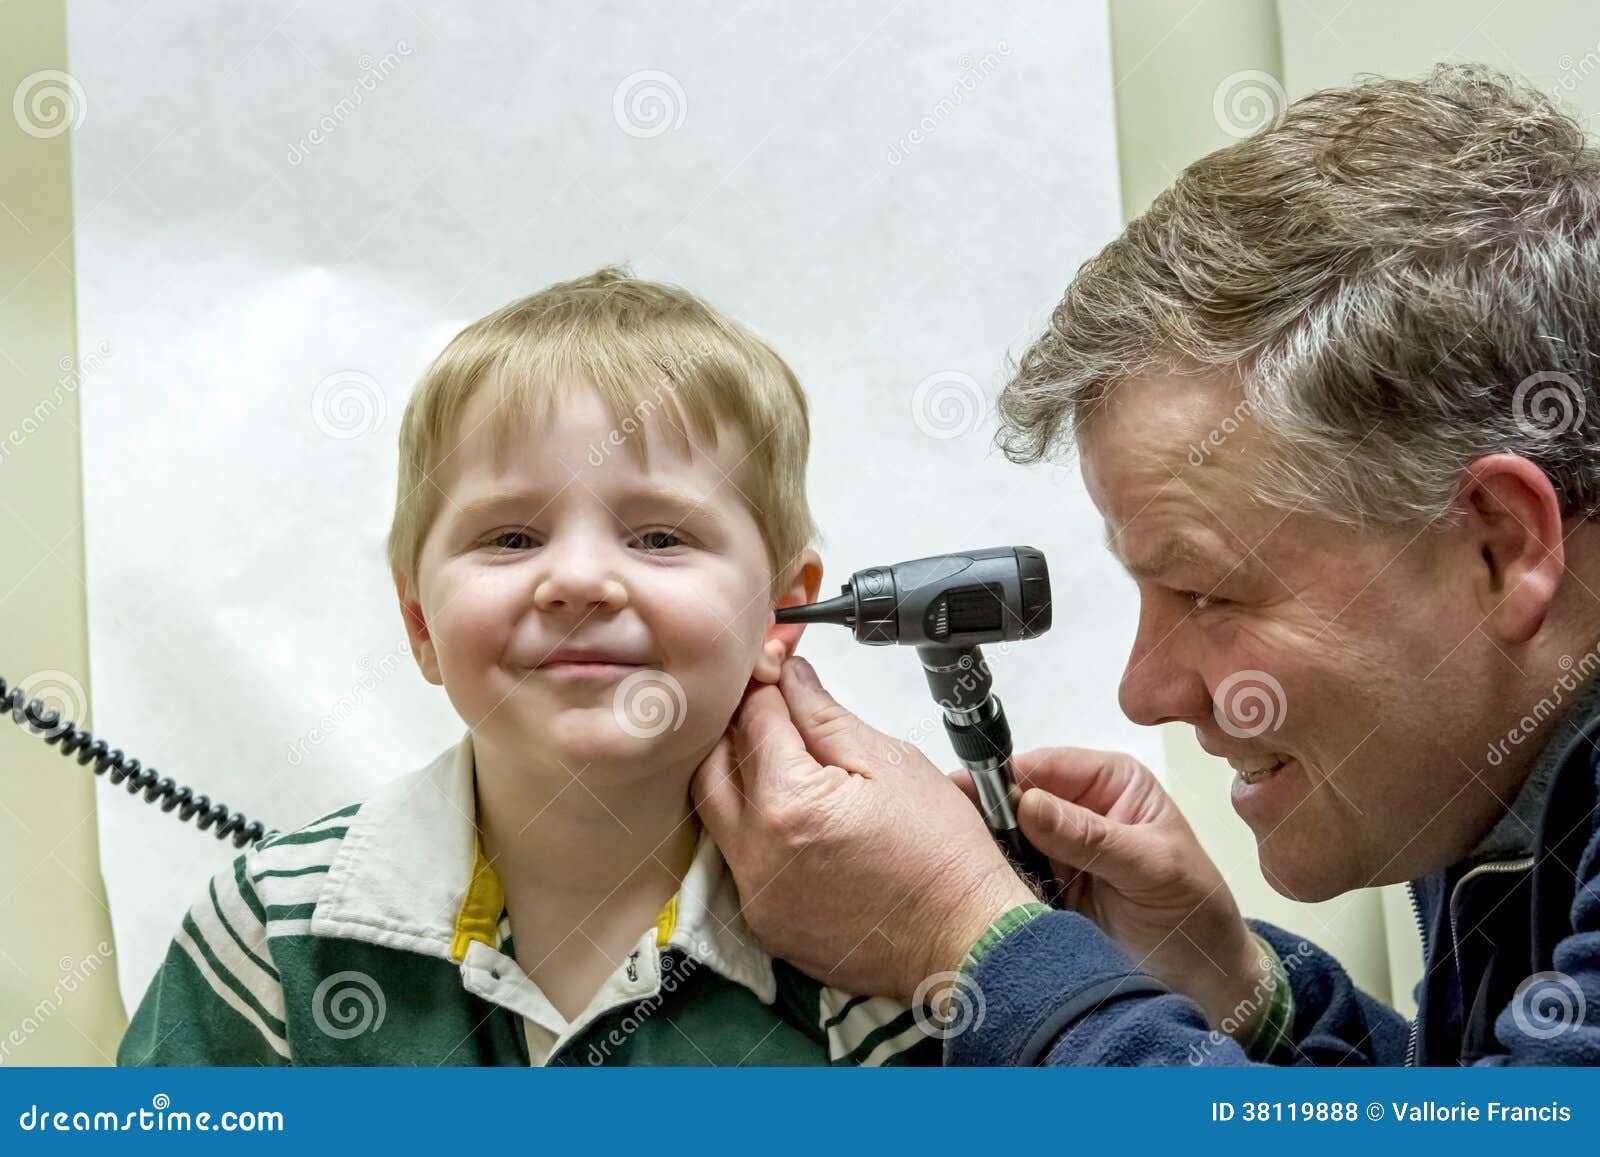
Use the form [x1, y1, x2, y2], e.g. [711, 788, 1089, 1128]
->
[393, 567, 443, 686]
[753, 549, 823, 684]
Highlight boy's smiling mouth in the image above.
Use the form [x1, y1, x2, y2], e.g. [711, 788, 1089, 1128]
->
[529, 645, 654, 680]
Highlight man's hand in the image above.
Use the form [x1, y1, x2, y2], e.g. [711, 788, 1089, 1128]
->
[692, 656, 1037, 1003]
[953, 748, 1272, 1039]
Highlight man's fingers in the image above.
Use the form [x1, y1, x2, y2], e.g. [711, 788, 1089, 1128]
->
[1016, 786, 1143, 885]
[690, 732, 744, 836]
[731, 682, 821, 797]
[1011, 746, 1152, 817]
[777, 656, 897, 771]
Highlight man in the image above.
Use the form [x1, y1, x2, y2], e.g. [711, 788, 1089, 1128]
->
[692, 63, 1600, 1065]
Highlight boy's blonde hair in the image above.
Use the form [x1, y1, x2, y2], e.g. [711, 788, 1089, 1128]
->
[387, 267, 817, 600]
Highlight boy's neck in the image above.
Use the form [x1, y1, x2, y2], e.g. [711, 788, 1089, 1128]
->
[471, 732, 703, 908]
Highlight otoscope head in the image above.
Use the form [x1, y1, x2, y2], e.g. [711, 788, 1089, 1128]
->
[774, 545, 1051, 646]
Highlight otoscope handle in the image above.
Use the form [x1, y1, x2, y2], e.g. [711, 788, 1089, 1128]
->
[939, 696, 1061, 906]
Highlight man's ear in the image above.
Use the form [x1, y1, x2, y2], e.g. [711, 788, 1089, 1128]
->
[752, 549, 823, 684]
[1454, 453, 1566, 645]
[393, 567, 443, 686]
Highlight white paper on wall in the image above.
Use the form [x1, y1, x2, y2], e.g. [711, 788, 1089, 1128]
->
[66, 0, 1155, 1013]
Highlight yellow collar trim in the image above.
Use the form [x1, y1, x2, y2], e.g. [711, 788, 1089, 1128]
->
[450, 834, 506, 963]
[655, 893, 678, 948]
[452, 835, 682, 962]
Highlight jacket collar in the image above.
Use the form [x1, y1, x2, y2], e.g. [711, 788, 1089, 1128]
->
[1466, 666, 1600, 865]
[308, 731, 776, 1002]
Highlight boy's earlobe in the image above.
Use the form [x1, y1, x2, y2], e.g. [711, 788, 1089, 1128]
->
[751, 637, 789, 685]
[393, 568, 443, 685]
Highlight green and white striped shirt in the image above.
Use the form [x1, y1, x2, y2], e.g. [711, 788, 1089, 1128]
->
[117, 731, 943, 1067]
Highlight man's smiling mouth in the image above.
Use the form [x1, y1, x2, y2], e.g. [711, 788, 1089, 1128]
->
[1229, 753, 1291, 784]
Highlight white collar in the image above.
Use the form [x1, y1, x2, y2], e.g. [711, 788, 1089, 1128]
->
[308, 730, 776, 1002]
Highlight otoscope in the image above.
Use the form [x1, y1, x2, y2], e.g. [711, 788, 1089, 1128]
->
[775, 546, 1059, 902]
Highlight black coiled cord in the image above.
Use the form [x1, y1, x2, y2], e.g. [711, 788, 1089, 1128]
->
[3, 673, 267, 848]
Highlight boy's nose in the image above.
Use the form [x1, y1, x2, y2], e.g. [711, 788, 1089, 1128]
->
[532, 555, 628, 615]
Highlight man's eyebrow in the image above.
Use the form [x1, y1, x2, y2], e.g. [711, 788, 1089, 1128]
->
[1107, 531, 1232, 580]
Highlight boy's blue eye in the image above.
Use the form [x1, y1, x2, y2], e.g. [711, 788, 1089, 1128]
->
[636, 530, 685, 551]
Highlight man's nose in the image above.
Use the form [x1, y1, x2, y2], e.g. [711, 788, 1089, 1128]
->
[1117, 601, 1212, 727]
[532, 539, 628, 614]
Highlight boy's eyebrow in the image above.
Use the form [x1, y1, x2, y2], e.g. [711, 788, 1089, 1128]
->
[450, 483, 729, 527]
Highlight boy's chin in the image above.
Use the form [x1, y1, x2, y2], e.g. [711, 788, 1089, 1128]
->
[538, 715, 687, 765]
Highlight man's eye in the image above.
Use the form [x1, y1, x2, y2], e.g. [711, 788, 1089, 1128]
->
[1181, 589, 1222, 612]
[635, 529, 686, 552]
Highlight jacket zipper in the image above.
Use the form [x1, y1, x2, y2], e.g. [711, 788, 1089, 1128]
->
[1405, 882, 1427, 1066]
[1435, 856, 1535, 1067]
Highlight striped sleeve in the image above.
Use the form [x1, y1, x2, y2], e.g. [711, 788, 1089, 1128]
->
[817, 988, 942, 1067]
[117, 851, 291, 1066]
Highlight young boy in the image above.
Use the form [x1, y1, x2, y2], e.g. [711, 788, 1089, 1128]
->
[116, 269, 944, 1066]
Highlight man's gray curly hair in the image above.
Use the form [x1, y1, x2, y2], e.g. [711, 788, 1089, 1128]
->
[997, 63, 1600, 528]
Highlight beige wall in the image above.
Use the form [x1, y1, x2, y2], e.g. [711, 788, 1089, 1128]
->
[6, 0, 1597, 1062]
[0, 2, 126, 1064]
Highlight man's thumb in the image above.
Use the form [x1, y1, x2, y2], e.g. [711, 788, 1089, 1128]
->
[1017, 786, 1140, 884]
[778, 656, 889, 769]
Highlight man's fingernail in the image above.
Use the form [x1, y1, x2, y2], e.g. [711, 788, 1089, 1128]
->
[789, 656, 819, 688]
[1026, 789, 1060, 830]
